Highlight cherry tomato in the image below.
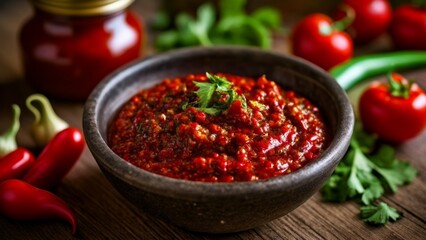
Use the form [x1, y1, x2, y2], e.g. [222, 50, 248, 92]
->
[359, 73, 426, 143]
[389, 5, 426, 50]
[334, 0, 392, 44]
[291, 13, 353, 71]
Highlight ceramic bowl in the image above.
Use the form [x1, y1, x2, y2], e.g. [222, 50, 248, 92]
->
[83, 46, 354, 233]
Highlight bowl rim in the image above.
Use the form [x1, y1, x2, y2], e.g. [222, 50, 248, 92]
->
[83, 46, 354, 199]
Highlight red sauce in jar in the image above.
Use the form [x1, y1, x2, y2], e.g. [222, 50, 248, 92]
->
[108, 73, 330, 182]
[19, 0, 143, 101]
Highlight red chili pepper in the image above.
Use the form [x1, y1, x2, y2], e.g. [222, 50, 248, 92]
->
[0, 179, 76, 234]
[0, 148, 35, 183]
[22, 127, 85, 189]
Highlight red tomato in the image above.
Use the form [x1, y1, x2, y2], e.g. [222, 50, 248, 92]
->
[334, 0, 392, 44]
[389, 5, 426, 50]
[291, 14, 353, 71]
[359, 73, 426, 143]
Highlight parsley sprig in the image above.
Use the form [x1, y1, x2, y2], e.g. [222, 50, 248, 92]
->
[183, 73, 247, 115]
[360, 202, 400, 225]
[321, 123, 417, 225]
[153, 0, 282, 51]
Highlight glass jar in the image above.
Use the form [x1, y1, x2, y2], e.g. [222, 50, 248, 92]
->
[20, 0, 143, 101]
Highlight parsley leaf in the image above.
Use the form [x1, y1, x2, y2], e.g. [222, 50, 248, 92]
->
[251, 7, 282, 30]
[321, 122, 418, 225]
[154, 0, 281, 51]
[188, 3, 215, 46]
[205, 72, 232, 91]
[369, 145, 417, 193]
[193, 81, 216, 108]
[184, 73, 248, 116]
[360, 202, 400, 225]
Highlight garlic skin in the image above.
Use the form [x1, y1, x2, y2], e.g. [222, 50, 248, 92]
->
[0, 104, 20, 157]
[26, 94, 69, 147]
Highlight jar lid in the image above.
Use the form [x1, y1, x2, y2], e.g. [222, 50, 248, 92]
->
[31, 0, 134, 16]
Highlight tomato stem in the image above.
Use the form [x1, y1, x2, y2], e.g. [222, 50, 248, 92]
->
[332, 4, 355, 32]
[388, 72, 412, 99]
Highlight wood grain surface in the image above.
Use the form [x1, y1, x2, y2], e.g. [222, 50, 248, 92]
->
[0, 1, 425, 239]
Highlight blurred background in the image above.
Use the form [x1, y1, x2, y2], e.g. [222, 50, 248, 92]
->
[0, 0, 411, 85]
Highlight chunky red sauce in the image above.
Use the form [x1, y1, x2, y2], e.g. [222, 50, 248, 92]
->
[108, 73, 329, 182]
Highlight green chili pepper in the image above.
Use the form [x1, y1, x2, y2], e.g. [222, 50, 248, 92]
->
[0, 105, 20, 157]
[26, 94, 69, 148]
[330, 51, 426, 91]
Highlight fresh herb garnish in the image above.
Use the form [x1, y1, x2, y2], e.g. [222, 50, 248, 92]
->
[153, 0, 282, 51]
[360, 202, 401, 225]
[183, 73, 247, 115]
[321, 123, 417, 225]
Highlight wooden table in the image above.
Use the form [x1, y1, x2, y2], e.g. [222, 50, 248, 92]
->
[1, 1, 425, 239]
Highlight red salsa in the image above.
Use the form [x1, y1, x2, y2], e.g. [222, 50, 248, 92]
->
[108, 73, 329, 182]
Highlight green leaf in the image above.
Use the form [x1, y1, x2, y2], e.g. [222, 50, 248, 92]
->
[154, 0, 280, 51]
[216, 15, 271, 48]
[191, 73, 250, 116]
[151, 10, 171, 30]
[352, 123, 377, 153]
[219, 0, 246, 19]
[216, 15, 246, 32]
[194, 81, 216, 108]
[251, 7, 282, 29]
[321, 153, 353, 202]
[368, 144, 417, 193]
[343, 145, 371, 196]
[396, 161, 418, 182]
[175, 14, 200, 47]
[155, 13, 199, 51]
[176, 13, 194, 30]
[321, 119, 418, 226]
[188, 3, 215, 46]
[348, 165, 365, 195]
[155, 30, 180, 51]
[374, 168, 403, 192]
[352, 147, 372, 172]
[360, 174, 384, 205]
[206, 72, 232, 91]
[360, 202, 400, 225]
[370, 144, 396, 168]
[322, 173, 351, 202]
[374, 161, 417, 193]
[242, 18, 271, 49]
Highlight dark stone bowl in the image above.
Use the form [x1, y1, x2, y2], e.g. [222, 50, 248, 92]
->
[82, 46, 354, 233]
